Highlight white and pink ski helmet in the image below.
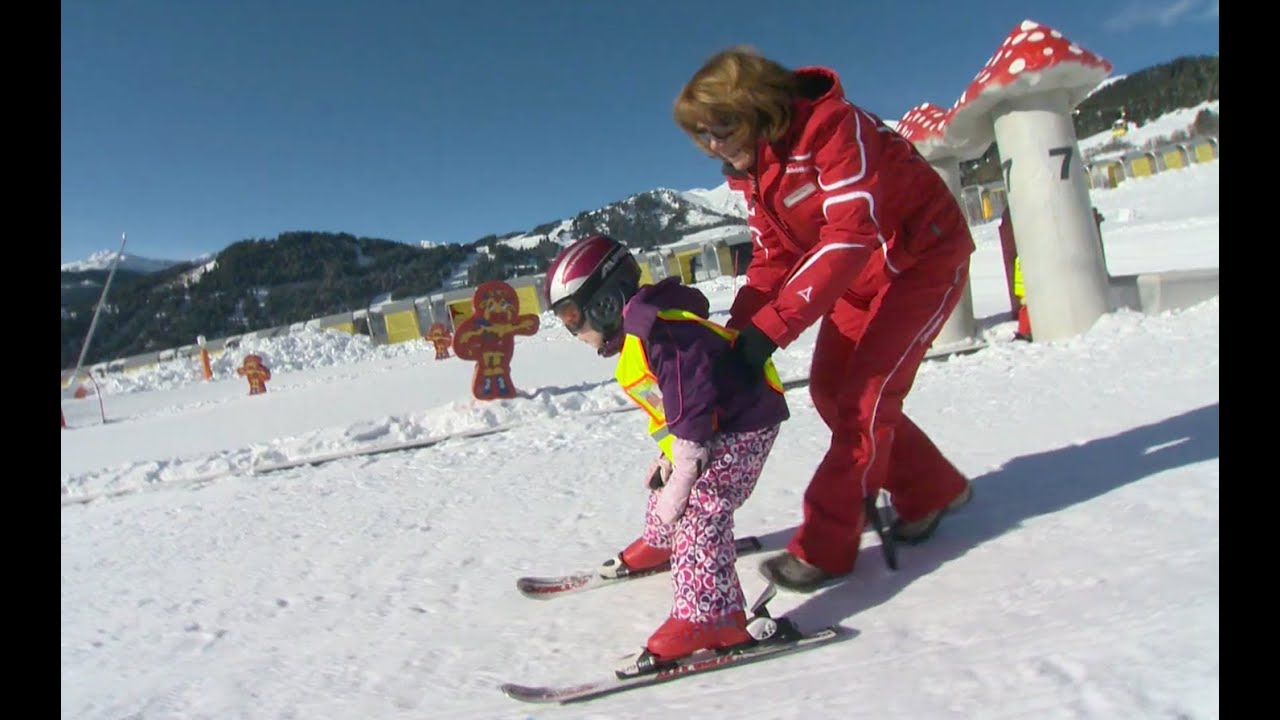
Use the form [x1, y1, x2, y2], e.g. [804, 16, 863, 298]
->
[544, 234, 640, 339]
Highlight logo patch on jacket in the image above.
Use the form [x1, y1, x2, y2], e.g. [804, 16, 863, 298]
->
[783, 182, 817, 208]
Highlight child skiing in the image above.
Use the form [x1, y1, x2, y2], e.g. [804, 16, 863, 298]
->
[544, 234, 790, 661]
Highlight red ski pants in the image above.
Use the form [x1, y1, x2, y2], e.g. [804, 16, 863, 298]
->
[788, 261, 971, 576]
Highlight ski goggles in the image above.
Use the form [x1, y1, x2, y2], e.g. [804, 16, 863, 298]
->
[553, 299, 587, 335]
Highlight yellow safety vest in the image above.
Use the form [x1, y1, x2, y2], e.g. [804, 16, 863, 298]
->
[615, 309, 784, 460]
[1013, 256, 1025, 299]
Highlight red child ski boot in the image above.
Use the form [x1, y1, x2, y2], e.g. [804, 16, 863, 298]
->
[645, 610, 753, 661]
[599, 538, 672, 579]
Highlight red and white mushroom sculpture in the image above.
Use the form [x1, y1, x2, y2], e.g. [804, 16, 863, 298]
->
[895, 102, 990, 352]
[895, 103, 950, 159]
[897, 102, 991, 195]
[946, 19, 1115, 342]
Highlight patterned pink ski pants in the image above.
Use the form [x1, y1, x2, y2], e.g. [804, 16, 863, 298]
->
[641, 425, 780, 621]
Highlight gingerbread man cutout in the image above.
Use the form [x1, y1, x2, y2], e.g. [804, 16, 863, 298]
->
[236, 354, 272, 395]
[451, 281, 539, 399]
[425, 322, 453, 360]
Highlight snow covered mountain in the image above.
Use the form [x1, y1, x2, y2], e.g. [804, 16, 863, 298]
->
[492, 184, 748, 252]
[60, 250, 192, 274]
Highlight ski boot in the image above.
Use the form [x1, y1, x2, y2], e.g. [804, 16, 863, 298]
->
[621, 610, 752, 676]
[619, 582, 796, 678]
[892, 482, 973, 545]
[644, 610, 752, 660]
[599, 538, 672, 580]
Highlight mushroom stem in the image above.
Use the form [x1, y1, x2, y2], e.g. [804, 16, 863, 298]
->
[991, 88, 1110, 341]
[923, 154, 979, 351]
[930, 155, 964, 198]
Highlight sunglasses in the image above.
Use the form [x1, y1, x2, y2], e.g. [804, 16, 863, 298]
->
[696, 124, 735, 145]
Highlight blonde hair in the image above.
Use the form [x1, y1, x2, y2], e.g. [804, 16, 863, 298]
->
[673, 46, 800, 155]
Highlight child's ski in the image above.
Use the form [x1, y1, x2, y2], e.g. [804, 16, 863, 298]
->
[516, 535, 764, 599]
[500, 616, 852, 704]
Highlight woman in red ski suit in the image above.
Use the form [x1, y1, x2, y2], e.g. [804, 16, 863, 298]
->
[674, 47, 974, 590]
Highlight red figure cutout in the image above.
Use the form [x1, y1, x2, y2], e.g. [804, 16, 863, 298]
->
[236, 354, 272, 395]
[425, 322, 453, 360]
[451, 281, 540, 400]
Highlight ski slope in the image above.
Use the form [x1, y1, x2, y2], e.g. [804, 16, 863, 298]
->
[61, 161, 1219, 719]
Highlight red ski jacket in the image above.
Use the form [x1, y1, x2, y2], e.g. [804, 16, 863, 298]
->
[726, 66, 975, 347]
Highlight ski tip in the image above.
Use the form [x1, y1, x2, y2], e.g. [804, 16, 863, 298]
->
[516, 590, 558, 600]
[500, 682, 559, 702]
[514, 579, 555, 599]
[501, 680, 607, 704]
[515, 573, 593, 598]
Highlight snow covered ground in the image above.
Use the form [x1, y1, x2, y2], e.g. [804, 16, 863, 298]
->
[61, 160, 1218, 719]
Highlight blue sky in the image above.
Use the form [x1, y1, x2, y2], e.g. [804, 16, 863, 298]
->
[60, 0, 1218, 265]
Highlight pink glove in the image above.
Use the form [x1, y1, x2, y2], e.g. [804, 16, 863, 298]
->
[654, 438, 710, 525]
[645, 454, 674, 490]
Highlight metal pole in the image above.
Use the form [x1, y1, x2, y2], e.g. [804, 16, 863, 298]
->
[71, 232, 128, 382]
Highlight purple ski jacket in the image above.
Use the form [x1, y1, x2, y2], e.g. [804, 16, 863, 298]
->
[621, 277, 790, 444]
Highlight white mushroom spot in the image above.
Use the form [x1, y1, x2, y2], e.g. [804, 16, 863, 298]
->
[1050, 30, 1063, 38]
[1069, 45, 1083, 54]
[1043, 47, 1055, 56]
[1012, 32, 1027, 45]
[1020, 19, 1039, 31]
[1008, 58, 1027, 74]
[1029, 31, 1045, 42]
[978, 71, 990, 83]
